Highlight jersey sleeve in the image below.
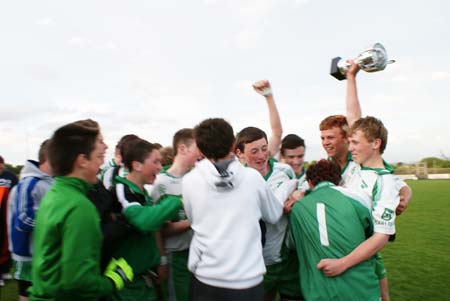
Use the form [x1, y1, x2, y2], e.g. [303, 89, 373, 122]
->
[372, 175, 400, 235]
[257, 176, 285, 224]
[123, 195, 182, 233]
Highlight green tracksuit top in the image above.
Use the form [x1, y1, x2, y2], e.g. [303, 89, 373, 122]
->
[289, 181, 379, 301]
[112, 176, 182, 274]
[29, 176, 114, 301]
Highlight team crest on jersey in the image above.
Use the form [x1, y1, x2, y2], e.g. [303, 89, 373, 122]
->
[276, 181, 283, 188]
[159, 185, 167, 195]
[381, 208, 394, 221]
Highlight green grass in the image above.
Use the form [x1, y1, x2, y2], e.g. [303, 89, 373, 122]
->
[1, 180, 449, 300]
[382, 180, 450, 300]
[1, 278, 17, 301]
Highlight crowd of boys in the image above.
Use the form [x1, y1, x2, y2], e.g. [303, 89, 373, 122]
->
[0, 61, 412, 301]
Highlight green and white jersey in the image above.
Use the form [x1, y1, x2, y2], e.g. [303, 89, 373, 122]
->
[151, 169, 192, 252]
[341, 156, 400, 235]
[263, 159, 297, 265]
[100, 161, 128, 190]
[296, 167, 309, 192]
[289, 181, 380, 301]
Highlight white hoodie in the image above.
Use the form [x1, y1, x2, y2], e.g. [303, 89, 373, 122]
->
[182, 158, 295, 289]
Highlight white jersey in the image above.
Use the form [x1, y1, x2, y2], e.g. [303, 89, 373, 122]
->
[263, 159, 297, 265]
[296, 167, 309, 192]
[151, 170, 192, 252]
[340, 155, 400, 235]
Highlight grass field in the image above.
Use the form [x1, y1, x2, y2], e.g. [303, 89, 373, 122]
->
[1, 180, 449, 301]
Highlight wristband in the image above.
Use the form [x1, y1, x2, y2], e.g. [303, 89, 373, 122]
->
[261, 87, 272, 96]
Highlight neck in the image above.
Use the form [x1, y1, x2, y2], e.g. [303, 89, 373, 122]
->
[334, 152, 348, 169]
[210, 152, 234, 163]
[260, 162, 270, 177]
[362, 155, 384, 169]
[126, 173, 144, 191]
[39, 161, 52, 176]
[167, 157, 191, 177]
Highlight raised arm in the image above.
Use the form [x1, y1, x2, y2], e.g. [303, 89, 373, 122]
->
[253, 80, 283, 157]
[345, 60, 362, 127]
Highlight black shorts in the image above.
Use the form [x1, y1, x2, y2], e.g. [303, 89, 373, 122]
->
[190, 277, 263, 301]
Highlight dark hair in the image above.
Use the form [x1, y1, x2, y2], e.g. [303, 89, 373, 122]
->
[48, 119, 100, 176]
[280, 134, 305, 156]
[172, 128, 194, 156]
[349, 116, 388, 154]
[306, 159, 341, 186]
[235, 127, 267, 153]
[319, 115, 349, 137]
[116, 134, 139, 156]
[38, 139, 50, 165]
[0, 155, 4, 164]
[160, 146, 174, 166]
[194, 118, 234, 161]
[122, 138, 157, 171]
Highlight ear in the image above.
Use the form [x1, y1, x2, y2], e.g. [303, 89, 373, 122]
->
[307, 180, 314, 189]
[178, 144, 187, 155]
[372, 138, 382, 151]
[75, 154, 88, 169]
[132, 161, 143, 172]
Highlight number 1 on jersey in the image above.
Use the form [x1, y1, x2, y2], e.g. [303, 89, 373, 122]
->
[317, 203, 329, 246]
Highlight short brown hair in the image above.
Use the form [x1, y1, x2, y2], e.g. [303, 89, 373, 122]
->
[280, 134, 305, 156]
[38, 139, 50, 165]
[122, 138, 157, 171]
[235, 127, 267, 153]
[194, 118, 235, 161]
[160, 146, 174, 166]
[349, 116, 388, 154]
[306, 159, 341, 186]
[319, 115, 349, 137]
[48, 119, 100, 176]
[172, 128, 194, 156]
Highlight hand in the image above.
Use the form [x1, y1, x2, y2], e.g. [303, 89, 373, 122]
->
[252, 80, 272, 97]
[346, 59, 360, 78]
[104, 257, 134, 290]
[290, 190, 304, 202]
[156, 264, 169, 283]
[396, 189, 411, 215]
[317, 258, 348, 277]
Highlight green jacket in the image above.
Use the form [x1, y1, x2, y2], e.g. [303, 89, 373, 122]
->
[29, 177, 114, 301]
[112, 176, 182, 274]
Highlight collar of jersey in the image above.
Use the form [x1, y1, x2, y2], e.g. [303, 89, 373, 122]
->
[263, 158, 275, 181]
[361, 159, 394, 175]
[56, 176, 92, 193]
[313, 181, 335, 191]
[296, 166, 306, 179]
[114, 176, 148, 197]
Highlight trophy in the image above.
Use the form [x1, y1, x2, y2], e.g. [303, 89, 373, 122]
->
[330, 43, 395, 80]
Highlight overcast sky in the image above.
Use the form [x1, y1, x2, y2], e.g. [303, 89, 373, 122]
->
[1, 0, 449, 165]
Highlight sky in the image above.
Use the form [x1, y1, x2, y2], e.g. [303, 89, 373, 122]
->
[1, 0, 449, 165]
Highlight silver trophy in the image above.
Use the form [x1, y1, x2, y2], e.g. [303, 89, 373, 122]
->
[330, 43, 395, 80]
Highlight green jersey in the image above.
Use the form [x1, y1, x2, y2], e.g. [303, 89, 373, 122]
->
[29, 177, 114, 301]
[289, 181, 380, 301]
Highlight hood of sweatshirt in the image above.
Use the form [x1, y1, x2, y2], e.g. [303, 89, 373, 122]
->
[20, 160, 52, 182]
[195, 157, 245, 191]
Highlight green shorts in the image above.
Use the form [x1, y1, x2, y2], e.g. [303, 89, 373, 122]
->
[171, 249, 191, 301]
[375, 253, 387, 280]
[112, 275, 158, 301]
[263, 252, 301, 298]
[13, 260, 32, 282]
